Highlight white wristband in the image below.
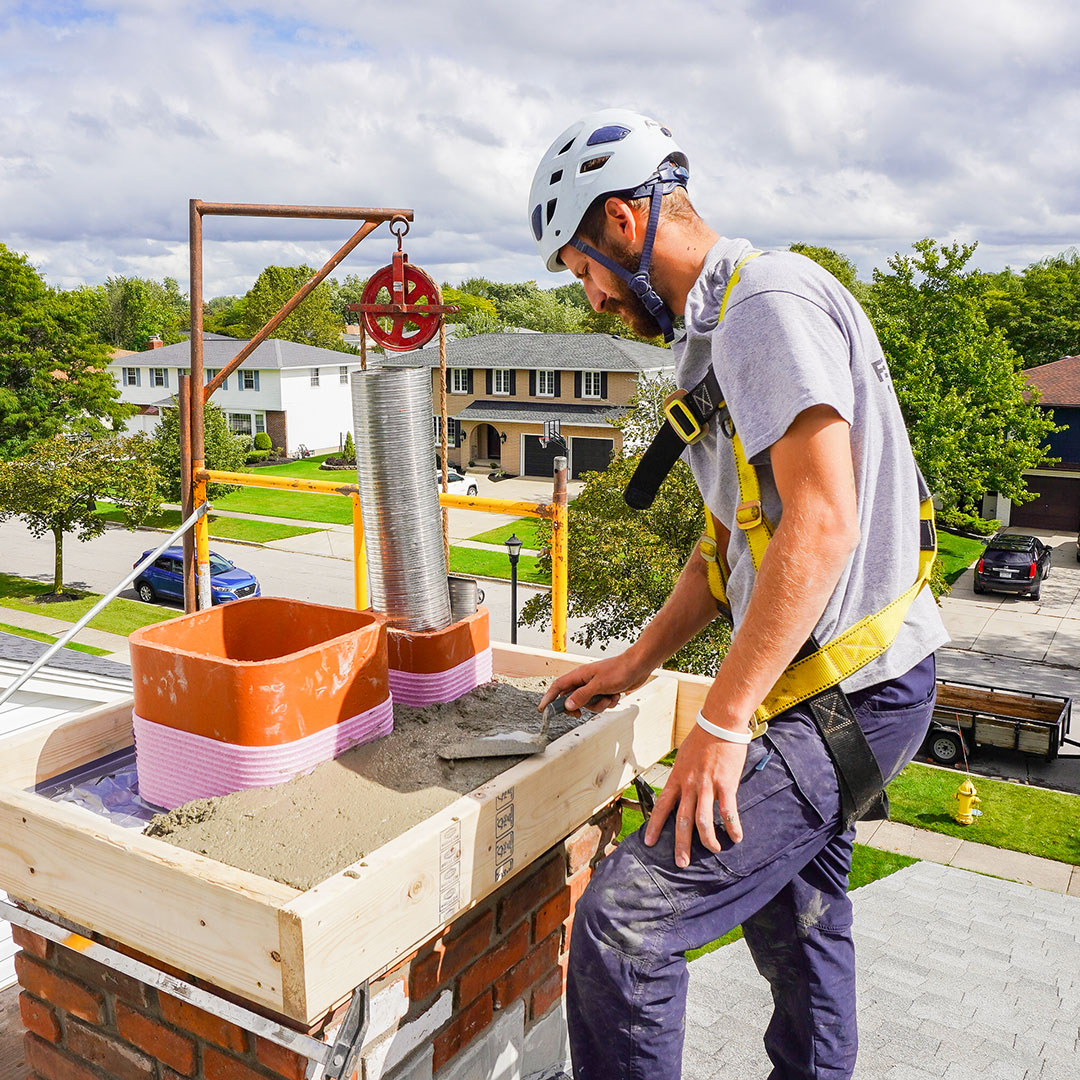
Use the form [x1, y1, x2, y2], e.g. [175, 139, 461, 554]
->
[696, 710, 753, 744]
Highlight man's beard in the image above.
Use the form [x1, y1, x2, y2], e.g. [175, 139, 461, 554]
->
[603, 238, 664, 340]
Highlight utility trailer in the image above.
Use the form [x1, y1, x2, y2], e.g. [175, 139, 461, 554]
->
[924, 678, 1074, 765]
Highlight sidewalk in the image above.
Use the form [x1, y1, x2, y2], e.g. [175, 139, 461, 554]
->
[642, 762, 1080, 896]
[0, 607, 131, 663]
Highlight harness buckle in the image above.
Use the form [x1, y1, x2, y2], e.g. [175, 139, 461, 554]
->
[734, 500, 763, 530]
[663, 390, 706, 445]
[698, 534, 718, 563]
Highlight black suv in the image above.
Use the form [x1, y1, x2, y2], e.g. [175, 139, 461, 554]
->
[973, 533, 1053, 600]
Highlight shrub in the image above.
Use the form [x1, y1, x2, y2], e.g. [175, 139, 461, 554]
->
[254, 431, 272, 451]
[245, 449, 270, 464]
[342, 430, 356, 465]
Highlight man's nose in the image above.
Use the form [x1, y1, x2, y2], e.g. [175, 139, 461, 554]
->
[584, 281, 607, 313]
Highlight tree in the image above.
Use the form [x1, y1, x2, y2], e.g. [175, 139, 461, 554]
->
[981, 250, 1080, 368]
[327, 273, 369, 323]
[867, 239, 1058, 529]
[203, 295, 246, 337]
[151, 400, 249, 502]
[0, 434, 161, 596]
[0, 245, 132, 459]
[87, 276, 188, 351]
[520, 376, 731, 674]
[238, 265, 355, 353]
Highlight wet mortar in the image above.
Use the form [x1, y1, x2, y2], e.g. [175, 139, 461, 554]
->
[144, 677, 587, 891]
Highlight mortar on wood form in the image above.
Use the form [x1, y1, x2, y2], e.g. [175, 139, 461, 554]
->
[129, 596, 393, 809]
[387, 606, 493, 706]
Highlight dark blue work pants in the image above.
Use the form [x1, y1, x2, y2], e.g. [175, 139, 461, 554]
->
[567, 655, 937, 1080]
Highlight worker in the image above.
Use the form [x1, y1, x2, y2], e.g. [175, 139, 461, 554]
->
[531, 109, 948, 1080]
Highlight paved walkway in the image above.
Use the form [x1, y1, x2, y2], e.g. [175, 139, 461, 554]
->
[684, 860, 1080, 1079]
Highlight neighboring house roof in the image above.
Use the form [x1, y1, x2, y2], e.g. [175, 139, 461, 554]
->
[108, 333, 361, 371]
[0, 631, 132, 681]
[375, 332, 673, 372]
[1023, 356, 1080, 406]
[455, 400, 628, 425]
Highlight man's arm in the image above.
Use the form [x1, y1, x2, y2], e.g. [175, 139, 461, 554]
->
[645, 404, 860, 865]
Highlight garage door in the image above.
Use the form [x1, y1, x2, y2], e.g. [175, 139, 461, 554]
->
[522, 435, 563, 478]
[1010, 475, 1080, 531]
[571, 437, 614, 479]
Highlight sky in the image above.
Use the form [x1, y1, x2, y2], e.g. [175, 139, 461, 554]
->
[1, 0, 1078, 299]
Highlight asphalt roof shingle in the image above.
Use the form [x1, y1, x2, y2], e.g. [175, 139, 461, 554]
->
[1024, 355, 1080, 406]
[454, 400, 628, 425]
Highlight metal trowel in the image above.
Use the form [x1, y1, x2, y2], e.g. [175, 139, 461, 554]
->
[437, 693, 601, 761]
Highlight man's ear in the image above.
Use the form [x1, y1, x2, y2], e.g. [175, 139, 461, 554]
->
[603, 197, 645, 247]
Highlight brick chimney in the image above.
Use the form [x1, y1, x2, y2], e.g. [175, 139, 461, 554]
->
[148, 334, 163, 350]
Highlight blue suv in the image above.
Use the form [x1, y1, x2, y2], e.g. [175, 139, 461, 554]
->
[133, 547, 261, 606]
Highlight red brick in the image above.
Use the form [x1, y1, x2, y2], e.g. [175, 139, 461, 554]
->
[255, 1035, 309, 1080]
[53, 945, 154, 1009]
[14, 953, 105, 1025]
[494, 932, 561, 1010]
[565, 823, 603, 875]
[11, 926, 51, 959]
[18, 993, 60, 1044]
[66, 1018, 157, 1080]
[534, 887, 572, 944]
[161, 993, 249, 1053]
[411, 909, 495, 1000]
[204, 1044, 278, 1080]
[115, 1001, 197, 1076]
[497, 854, 565, 933]
[530, 958, 568, 1020]
[431, 991, 494, 1072]
[457, 921, 530, 1006]
[24, 1034, 101, 1080]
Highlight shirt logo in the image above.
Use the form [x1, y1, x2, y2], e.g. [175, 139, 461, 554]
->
[871, 356, 893, 388]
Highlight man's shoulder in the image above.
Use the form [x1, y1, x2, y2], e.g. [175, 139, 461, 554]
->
[726, 249, 850, 312]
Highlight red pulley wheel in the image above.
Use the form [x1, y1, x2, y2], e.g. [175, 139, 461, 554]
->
[359, 261, 442, 351]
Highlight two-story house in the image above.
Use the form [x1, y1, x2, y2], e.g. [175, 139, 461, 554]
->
[376, 333, 674, 479]
[991, 355, 1080, 530]
[110, 333, 365, 454]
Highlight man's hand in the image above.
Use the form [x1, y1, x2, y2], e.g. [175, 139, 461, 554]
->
[644, 724, 747, 867]
[538, 650, 653, 715]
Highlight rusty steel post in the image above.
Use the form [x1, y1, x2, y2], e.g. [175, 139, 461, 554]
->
[178, 375, 196, 613]
[195, 203, 413, 222]
[204, 218, 384, 397]
[551, 456, 569, 652]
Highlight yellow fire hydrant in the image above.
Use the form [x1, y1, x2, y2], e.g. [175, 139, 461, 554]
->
[953, 778, 981, 825]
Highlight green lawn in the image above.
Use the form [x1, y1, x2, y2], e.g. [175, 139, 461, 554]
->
[244, 453, 341, 480]
[212, 486, 354, 525]
[449, 546, 548, 585]
[887, 762, 1080, 865]
[936, 529, 986, 585]
[617, 797, 917, 959]
[467, 518, 544, 550]
[95, 504, 322, 543]
[0, 621, 111, 657]
[0, 573, 178, 636]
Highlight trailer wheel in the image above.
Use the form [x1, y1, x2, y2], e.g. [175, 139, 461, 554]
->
[928, 730, 964, 766]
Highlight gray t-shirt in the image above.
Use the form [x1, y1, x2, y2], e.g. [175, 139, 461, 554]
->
[674, 238, 949, 692]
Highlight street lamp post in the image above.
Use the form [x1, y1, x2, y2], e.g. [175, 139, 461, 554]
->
[505, 533, 523, 644]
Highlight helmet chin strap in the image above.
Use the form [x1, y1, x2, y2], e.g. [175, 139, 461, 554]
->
[570, 163, 687, 343]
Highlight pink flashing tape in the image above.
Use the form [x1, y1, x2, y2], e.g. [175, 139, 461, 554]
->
[134, 696, 394, 811]
[389, 646, 494, 707]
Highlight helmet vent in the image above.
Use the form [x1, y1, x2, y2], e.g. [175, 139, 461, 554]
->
[531, 205, 543, 241]
[549, 169, 563, 184]
[586, 124, 630, 146]
[558, 138, 575, 155]
[579, 155, 611, 174]
[546, 199, 557, 224]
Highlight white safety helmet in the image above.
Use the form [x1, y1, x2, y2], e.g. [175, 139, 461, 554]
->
[528, 108, 689, 273]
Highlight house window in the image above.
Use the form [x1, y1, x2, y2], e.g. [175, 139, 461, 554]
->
[123, 367, 140, 387]
[310, 367, 320, 387]
[340, 365, 349, 385]
[537, 369, 556, 397]
[227, 413, 253, 437]
[493, 368, 511, 395]
[240, 370, 258, 390]
[150, 368, 168, 388]
[435, 417, 462, 446]
[451, 368, 470, 394]
[583, 370, 603, 398]
[206, 368, 227, 390]
[255, 413, 266, 434]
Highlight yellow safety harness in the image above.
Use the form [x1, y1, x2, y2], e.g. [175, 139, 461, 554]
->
[628, 251, 938, 825]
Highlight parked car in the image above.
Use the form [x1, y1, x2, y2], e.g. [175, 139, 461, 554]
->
[973, 533, 1052, 600]
[435, 470, 479, 497]
[133, 547, 261, 606]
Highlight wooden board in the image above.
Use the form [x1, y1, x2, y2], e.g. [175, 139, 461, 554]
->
[0, 643, 688, 1023]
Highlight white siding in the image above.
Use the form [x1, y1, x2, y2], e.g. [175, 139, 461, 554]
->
[279, 367, 360, 454]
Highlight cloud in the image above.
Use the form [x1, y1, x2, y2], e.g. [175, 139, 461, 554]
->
[0, 0, 1078, 294]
